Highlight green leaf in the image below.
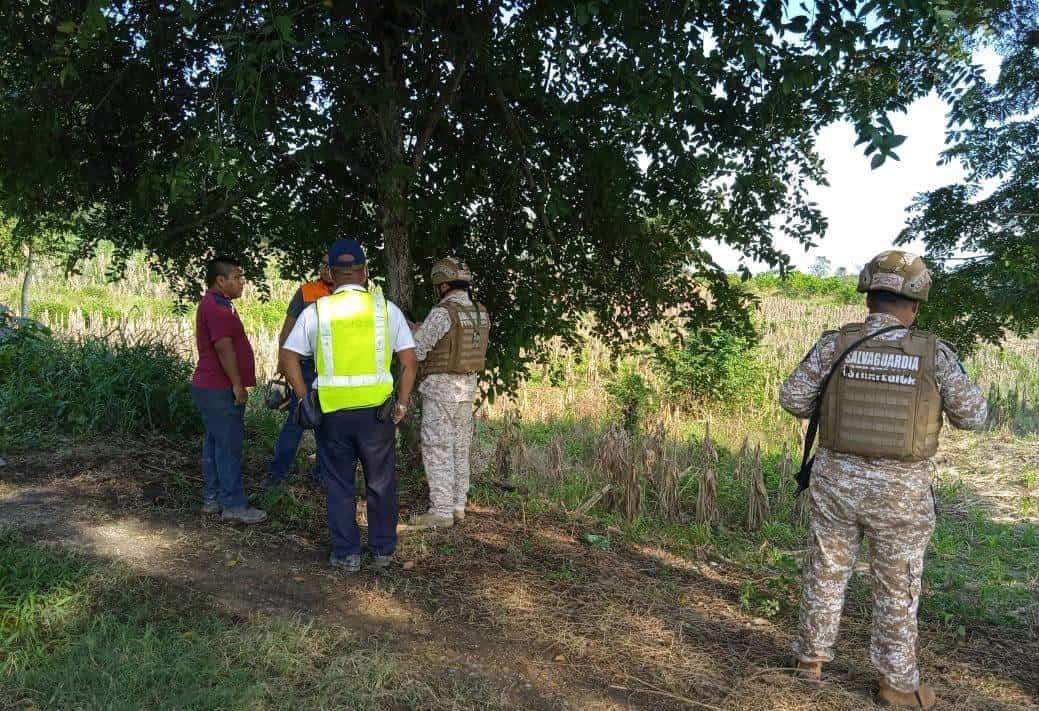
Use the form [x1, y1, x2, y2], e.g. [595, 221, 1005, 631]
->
[786, 15, 809, 33]
[56, 21, 76, 34]
[870, 153, 885, 170]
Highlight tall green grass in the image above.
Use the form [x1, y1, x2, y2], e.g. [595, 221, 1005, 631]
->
[0, 312, 198, 451]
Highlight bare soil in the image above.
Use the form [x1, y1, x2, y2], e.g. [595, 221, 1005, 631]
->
[1, 440, 1036, 710]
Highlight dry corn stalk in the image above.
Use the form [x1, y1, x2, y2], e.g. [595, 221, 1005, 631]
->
[653, 453, 682, 522]
[546, 436, 565, 477]
[696, 463, 718, 525]
[493, 410, 521, 480]
[702, 421, 719, 465]
[746, 444, 770, 531]
[596, 425, 641, 522]
[736, 436, 751, 483]
[643, 420, 665, 467]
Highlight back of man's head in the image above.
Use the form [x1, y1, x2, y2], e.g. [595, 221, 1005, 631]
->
[206, 256, 241, 288]
[327, 239, 367, 286]
[866, 289, 920, 322]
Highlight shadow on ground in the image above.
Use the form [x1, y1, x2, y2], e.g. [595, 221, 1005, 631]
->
[1, 440, 1036, 710]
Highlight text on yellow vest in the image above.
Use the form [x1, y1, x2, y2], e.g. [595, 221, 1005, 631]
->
[315, 287, 393, 412]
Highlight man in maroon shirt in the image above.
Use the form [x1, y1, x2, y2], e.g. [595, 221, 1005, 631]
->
[191, 257, 267, 524]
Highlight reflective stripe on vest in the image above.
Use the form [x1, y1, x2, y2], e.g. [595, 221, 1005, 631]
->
[314, 287, 393, 412]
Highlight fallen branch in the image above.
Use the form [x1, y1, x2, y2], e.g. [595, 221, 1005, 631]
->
[571, 485, 611, 519]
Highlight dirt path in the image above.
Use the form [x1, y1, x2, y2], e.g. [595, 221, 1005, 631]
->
[1, 445, 1037, 710]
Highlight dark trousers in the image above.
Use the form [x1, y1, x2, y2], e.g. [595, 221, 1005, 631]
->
[317, 406, 398, 557]
[191, 386, 247, 510]
[268, 359, 323, 483]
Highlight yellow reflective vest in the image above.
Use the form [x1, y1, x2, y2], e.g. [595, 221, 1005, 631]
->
[314, 286, 393, 412]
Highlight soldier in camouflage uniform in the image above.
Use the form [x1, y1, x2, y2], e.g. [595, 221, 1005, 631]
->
[408, 257, 491, 529]
[779, 250, 987, 709]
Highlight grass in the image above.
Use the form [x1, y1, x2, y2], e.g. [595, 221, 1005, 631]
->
[2, 250, 1038, 707]
[0, 528, 497, 710]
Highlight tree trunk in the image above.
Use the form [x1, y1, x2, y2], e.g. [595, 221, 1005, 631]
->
[374, 32, 422, 469]
[382, 188, 413, 314]
[374, 40, 413, 315]
[20, 240, 33, 319]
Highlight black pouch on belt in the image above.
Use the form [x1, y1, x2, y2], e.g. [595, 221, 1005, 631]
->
[375, 395, 397, 423]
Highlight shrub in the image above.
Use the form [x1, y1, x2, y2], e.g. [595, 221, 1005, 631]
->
[651, 323, 761, 408]
[604, 361, 654, 432]
[0, 310, 199, 450]
[744, 271, 858, 304]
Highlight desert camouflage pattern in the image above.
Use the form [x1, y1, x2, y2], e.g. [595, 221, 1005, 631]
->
[780, 312, 987, 692]
[421, 398, 475, 516]
[430, 256, 473, 286]
[857, 249, 932, 302]
[414, 291, 480, 402]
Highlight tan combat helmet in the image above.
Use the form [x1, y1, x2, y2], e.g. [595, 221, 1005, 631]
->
[431, 256, 473, 286]
[857, 250, 931, 302]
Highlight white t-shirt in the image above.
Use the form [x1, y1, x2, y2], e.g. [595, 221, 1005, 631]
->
[282, 284, 416, 361]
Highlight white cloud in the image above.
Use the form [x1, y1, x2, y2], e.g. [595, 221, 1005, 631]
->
[709, 48, 1002, 274]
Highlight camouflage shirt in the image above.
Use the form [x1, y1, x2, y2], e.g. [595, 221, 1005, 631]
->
[779, 312, 988, 478]
[414, 291, 480, 402]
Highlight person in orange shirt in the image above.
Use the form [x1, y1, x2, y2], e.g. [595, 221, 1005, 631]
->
[265, 253, 334, 487]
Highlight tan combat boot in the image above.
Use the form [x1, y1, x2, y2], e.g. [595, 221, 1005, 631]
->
[407, 511, 454, 529]
[877, 679, 936, 709]
[453, 507, 466, 524]
[794, 660, 823, 681]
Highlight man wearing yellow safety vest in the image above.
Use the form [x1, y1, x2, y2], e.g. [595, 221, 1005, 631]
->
[265, 252, 334, 487]
[279, 239, 418, 572]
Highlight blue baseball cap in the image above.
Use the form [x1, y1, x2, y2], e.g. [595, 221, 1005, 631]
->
[327, 239, 366, 269]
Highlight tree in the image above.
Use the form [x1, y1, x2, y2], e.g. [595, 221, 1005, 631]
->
[0, 1, 986, 395]
[900, 0, 1039, 352]
[809, 255, 832, 277]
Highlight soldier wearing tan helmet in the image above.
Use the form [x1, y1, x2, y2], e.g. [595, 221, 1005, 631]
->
[408, 257, 491, 529]
[779, 250, 987, 708]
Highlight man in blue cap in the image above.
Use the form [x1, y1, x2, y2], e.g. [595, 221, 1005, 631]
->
[279, 239, 418, 572]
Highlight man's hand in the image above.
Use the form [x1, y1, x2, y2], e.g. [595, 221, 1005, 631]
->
[392, 400, 408, 425]
[233, 384, 248, 406]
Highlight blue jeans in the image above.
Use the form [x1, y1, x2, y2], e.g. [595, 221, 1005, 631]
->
[267, 359, 322, 484]
[191, 386, 248, 510]
[318, 406, 398, 558]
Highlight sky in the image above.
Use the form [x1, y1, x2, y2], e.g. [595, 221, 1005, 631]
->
[708, 49, 1002, 274]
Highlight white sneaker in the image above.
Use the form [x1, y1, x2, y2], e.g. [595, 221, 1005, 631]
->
[407, 512, 454, 529]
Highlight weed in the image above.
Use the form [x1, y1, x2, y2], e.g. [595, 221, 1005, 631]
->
[0, 530, 497, 709]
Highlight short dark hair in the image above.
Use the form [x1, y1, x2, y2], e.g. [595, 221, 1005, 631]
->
[444, 279, 471, 291]
[867, 289, 916, 308]
[206, 257, 241, 287]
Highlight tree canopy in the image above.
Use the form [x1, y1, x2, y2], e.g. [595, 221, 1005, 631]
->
[0, 1, 993, 393]
[900, 0, 1039, 353]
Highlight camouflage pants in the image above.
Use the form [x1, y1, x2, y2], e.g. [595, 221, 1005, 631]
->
[795, 453, 935, 692]
[421, 398, 475, 517]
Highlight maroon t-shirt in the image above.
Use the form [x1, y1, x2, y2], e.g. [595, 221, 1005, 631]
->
[191, 290, 256, 390]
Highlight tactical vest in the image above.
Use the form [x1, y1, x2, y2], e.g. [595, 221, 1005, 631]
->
[301, 280, 332, 303]
[422, 300, 490, 375]
[314, 287, 393, 412]
[819, 324, 942, 461]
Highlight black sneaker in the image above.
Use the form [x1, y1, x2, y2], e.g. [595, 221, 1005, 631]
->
[330, 553, 361, 573]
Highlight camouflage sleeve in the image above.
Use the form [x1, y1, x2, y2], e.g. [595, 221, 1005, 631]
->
[413, 306, 452, 362]
[936, 341, 988, 430]
[779, 332, 839, 419]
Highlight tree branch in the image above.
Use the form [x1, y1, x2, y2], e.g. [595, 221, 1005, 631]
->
[490, 72, 556, 242]
[411, 57, 469, 170]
